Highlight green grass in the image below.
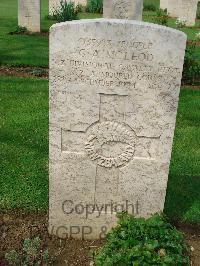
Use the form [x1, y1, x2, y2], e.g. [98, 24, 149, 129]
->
[144, 0, 159, 9]
[0, 0, 51, 67]
[0, 76, 48, 210]
[165, 89, 200, 223]
[0, 76, 199, 222]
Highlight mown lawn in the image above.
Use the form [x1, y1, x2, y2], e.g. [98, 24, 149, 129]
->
[0, 76, 48, 210]
[165, 89, 200, 223]
[0, 0, 200, 66]
[0, 76, 199, 222]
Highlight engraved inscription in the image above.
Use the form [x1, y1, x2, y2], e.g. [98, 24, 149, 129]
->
[85, 121, 136, 168]
[52, 35, 181, 91]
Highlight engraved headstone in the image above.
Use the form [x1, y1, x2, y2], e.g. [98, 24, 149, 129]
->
[103, 0, 143, 20]
[18, 0, 40, 32]
[49, 19, 186, 239]
[160, 0, 168, 10]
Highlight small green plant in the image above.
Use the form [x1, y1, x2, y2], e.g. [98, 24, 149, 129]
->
[76, 3, 84, 12]
[154, 9, 169, 26]
[5, 250, 20, 265]
[5, 236, 52, 265]
[9, 26, 28, 35]
[53, 0, 79, 22]
[45, 14, 57, 20]
[43, 249, 50, 263]
[143, 3, 157, 11]
[95, 213, 190, 266]
[86, 0, 103, 14]
[175, 18, 186, 28]
[29, 69, 48, 77]
[182, 43, 200, 85]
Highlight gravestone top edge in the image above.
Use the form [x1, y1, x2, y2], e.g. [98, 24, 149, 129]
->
[49, 18, 187, 39]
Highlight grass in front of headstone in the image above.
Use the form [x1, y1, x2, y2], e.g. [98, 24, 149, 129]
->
[165, 89, 200, 223]
[0, 76, 48, 210]
[0, 76, 199, 222]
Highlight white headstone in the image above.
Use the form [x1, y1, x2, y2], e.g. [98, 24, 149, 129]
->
[49, 0, 61, 15]
[49, 0, 87, 15]
[49, 19, 186, 239]
[18, 0, 40, 32]
[178, 0, 198, 26]
[167, 0, 180, 17]
[103, 0, 143, 19]
[160, 0, 168, 10]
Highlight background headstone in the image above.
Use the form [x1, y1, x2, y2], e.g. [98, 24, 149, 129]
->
[49, 0, 87, 15]
[49, 0, 61, 15]
[49, 19, 186, 239]
[167, 0, 180, 17]
[160, 0, 168, 10]
[18, 0, 40, 32]
[103, 0, 143, 20]
[178, 0, 198, 26]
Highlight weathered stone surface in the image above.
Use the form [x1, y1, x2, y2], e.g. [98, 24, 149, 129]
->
[49, 0, 87, 15]
[49, 19, 186, 239]
[49, 0, 61, 15]
[178, 0, 198, 26]
[167, 0, 198, 26]
[18, 0, 40, 32]
[160, 0, 168, 10]
[103, 0, 143, 19]
[167, 0, 180, 17]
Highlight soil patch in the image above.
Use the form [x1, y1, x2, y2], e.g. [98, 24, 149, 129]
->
[0, 65, 48, 79]
[182, 85, 200, 90]
[8, 31, 49, 37]
[0, 210, 104, 266]
[0, 210, 199, 266]
[187, 40, 200, 47]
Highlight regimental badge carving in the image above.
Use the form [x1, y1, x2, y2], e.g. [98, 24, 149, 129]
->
[113, 0, 131, 19]
[85, 121, 136, 168]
